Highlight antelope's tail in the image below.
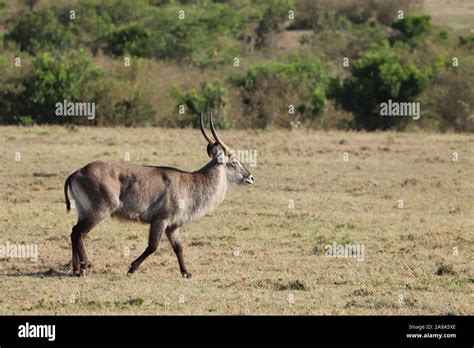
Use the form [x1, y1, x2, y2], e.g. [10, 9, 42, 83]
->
[64, 173, 75, 212]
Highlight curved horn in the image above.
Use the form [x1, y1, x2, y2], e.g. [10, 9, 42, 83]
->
[210, 112, 230, 154]
[200, 112, 213, 145]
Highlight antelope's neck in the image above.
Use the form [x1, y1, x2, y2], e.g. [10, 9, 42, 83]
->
[176, 161, 227, 225]
[195, 161, 228, 204]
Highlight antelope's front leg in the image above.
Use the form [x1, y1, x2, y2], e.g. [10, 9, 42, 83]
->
[128, 220, 165, 274]
[166, 226, 192, 278]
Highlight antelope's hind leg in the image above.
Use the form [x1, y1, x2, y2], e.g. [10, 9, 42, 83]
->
[70, 216, 103, 276]
[69, 176, 117, 276]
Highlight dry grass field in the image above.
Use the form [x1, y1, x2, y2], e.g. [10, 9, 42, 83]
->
[424, 0, 474, 33]
[0, 126, 472, 315]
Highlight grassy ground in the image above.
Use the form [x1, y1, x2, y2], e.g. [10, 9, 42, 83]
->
[424, 0, 474, 34]
[0, 126, 472, 315]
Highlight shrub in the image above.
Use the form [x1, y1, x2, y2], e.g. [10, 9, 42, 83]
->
[173, 81, 230, 128]
[391, 14, 432, 44]
[329, 42, 433, 130]
[459, 34, 474, 50]
[372, 0, 422, 26]
[12, 115, 34, 126]
[308, 19, 387, 62]
[87, 62, 157, 128]
[287, 0, 324, 30]
[420, 61, 474, 132]
[103, 23, 152, 57]
[315, 12, 353, 31]
[335, 0, 373, 25]
[5, 9, 76, 54]
[291, 0, 421, 29]
[145, 3, 251, 65]
[108, 90, 156, 127]
[231, 56, 329, 128]
[254, 0, 294, 47]
[0, 52, 22, 123]
[58, 1, 113, 51]
[1, 50, 103, 124]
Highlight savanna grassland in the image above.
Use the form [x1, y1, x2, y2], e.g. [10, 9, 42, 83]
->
[0, 126, 472, 315]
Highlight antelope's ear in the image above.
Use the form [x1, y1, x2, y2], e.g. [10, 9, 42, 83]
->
[209, 143, 227, 163]
[216, 151, 227, 164]
[206, 144, 214, 158]
[208, 143, 222, 157]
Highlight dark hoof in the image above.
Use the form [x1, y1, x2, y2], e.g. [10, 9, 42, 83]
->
[72, 269, 86, 277]
[181, 271, 192, 279]
[127, 265, 137, 275]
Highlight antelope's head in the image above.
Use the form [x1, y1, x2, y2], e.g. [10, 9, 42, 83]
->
[200, 113, 254, 186]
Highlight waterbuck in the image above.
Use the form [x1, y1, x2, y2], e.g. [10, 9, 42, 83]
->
[64, 114, 253, 277]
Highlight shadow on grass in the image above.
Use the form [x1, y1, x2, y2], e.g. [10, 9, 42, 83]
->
[1, 266, 71, 278]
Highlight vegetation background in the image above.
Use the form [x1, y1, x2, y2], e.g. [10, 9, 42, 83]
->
[0, 0, 472, 131]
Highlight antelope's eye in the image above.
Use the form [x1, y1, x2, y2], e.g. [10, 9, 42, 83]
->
[231, 159, 237, 165]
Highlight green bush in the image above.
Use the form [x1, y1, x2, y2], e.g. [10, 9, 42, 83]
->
[57, 1, 113, 51]
[108, 90, 156, 127]
[391, 14, 432, 44]
[0, 53, 28, 123]
[459, 34, 474, 50]
[315, 11, 353, 31]
[12, 115, 34, 126]
[103, 23, 152, 57]
[231, 56, 329, 128]
[3, 0, 294, 66]
[254, 0, 293, 47]
[343, 0, 422, 26]
[87, 1, 258, 65]
[309, 19, 387, 62]
[85, 60, 157, 127]
[0, 50, 161, 126]
[1, 50, 103, 124]
[173, 81, 230, 128]
[5, 9, 76, 54]
[145, 3, 250, 65]
[420, 59, 474, 132]
[437, 30, 449, 42]
[335, 1, 373, 25]
[329, 42, 433, 130]
[290, 0, 420, 29]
